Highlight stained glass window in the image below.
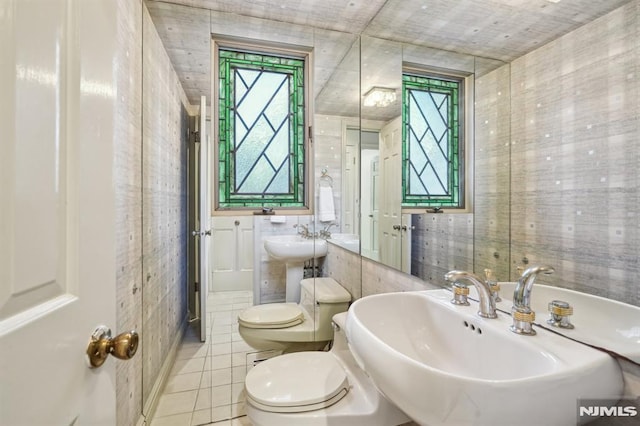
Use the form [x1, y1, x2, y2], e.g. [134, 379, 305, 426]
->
[402, 73, 463, 208]
[217, 49, 307, 209]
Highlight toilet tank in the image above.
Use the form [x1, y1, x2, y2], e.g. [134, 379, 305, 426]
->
[300, 278, 351, 342]
[330, 312, 349, 351]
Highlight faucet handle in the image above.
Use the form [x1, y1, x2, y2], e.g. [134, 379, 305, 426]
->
[450, 282, 470, 306]
[483, 268, 501, 302]
[547, 300, 574, 329]
[483, 268, 495, 281]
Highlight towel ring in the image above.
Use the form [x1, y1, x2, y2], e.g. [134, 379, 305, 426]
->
[320, 168, 333, 187]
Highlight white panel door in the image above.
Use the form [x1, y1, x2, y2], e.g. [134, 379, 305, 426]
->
[360, 151, 379, 260]
[199, 96, 210, 342]
[342, 128, 359, 235]
[211, 217, 254, 292]
[370, 156, 380, 260]
[0, 0, 120, 424]
[379, 117, 402, 269]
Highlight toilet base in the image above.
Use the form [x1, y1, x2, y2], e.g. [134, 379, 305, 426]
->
[238, 325, 329, 353]
[245, 347, 410, 426]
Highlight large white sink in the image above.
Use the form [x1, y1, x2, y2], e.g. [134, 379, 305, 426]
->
[345, 289, 623, 426]
[263, 234, 327, 262]
[494, 282, 640, 363]
[263, 235, 328, 302]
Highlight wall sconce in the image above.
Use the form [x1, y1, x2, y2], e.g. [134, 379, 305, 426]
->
[363, 87, 397, 108]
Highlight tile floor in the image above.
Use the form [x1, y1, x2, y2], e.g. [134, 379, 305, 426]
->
[150, 291, 256, 426]
[150, 290, 419, 426]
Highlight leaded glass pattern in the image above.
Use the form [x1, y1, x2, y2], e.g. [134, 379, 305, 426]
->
[402, 73, 462, 208]
[218, 49, 306, 208]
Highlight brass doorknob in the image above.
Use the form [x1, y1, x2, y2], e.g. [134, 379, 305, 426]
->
[86, 326, 139, 368]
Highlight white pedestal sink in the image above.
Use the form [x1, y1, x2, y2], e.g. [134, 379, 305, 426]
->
[346, 289, 623, 426]
[263, 235, 328, 302]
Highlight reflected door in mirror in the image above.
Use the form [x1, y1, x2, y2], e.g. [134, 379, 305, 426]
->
[379, 117, 404, 271]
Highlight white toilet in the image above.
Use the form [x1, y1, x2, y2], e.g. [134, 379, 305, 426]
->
[244, 312, 410, 426]
[238, 277, 351, 353]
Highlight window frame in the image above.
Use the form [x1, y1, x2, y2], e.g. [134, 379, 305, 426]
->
[212, 37, 313, 215]
[401, 65, 474, 213]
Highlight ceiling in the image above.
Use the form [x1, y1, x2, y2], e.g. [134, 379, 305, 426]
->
[146, 0, 633, 115]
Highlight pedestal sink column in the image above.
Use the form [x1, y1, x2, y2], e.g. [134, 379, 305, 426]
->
[285, 261, 305, 302]
[263, 235, 328, 303]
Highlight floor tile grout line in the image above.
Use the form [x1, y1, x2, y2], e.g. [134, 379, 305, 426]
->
[151, 290, 252, 425]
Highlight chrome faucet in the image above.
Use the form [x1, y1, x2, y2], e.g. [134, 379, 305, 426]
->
[445, 270, 497, 319]
[319, 223, 337, 239]
[510, 265, 555, 335]
[294, 224, 311, 238]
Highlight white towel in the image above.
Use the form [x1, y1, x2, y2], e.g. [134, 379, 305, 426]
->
[270, 215, 286, 223]
[318, 186, 336, 222]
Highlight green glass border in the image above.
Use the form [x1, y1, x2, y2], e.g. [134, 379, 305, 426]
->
[218, 49, 306, 209]
[402, 73, 461, 208]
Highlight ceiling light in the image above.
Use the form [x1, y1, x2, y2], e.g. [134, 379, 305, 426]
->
[363, 87, 397, 108]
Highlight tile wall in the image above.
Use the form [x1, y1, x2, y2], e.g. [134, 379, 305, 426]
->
[473, 64, 512, 280]
[509, 0, 639, 306]
[114, 4, 198, 424]
[362, 255, 440, 296]
[324, 242, 439, 299]
[410, 213, 474, 285]
[142, 1, 190, 412]
[323, 243, 362, 299]
[114, 1, 143, 425]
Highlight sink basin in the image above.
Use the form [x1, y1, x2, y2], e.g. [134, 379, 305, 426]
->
[263, 235, 328, 302]
[493, 282, 640, 363]
[345, 290, 623, 426]
[328, 233, 360, 252]
[328, 232, 359, 240]
[263, 235, 327, 262]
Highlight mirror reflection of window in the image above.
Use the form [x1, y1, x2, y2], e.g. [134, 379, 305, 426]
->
[402, 71, 466, 209]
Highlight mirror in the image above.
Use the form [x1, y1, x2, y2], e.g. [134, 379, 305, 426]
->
[470, 59, 512, 281]
[358, 35, 511, 283]
[354, 7, 639, 365]
[315, 37, 361, 254]
[360, 37, 404, 271]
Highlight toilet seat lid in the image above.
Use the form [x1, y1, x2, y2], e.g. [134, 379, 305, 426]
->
[238, 304, 304, 328]
[245, 352, 349, 412]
